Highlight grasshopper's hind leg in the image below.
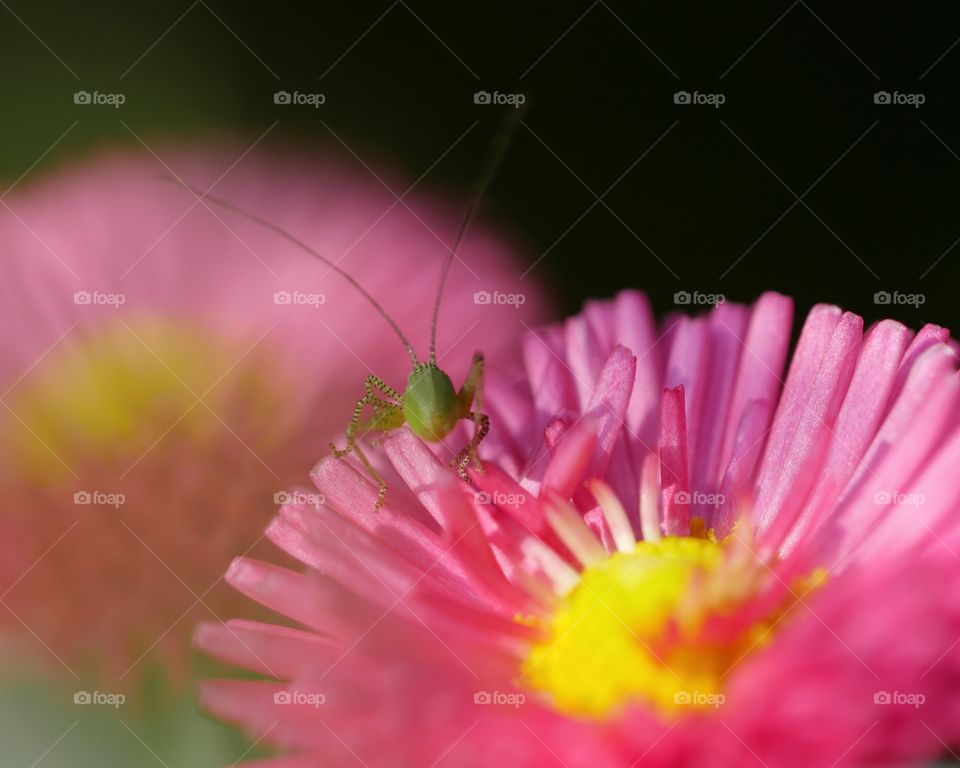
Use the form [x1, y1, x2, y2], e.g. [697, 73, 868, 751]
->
[452, 411, 490, 481]
[457, 353, 484, 414]
[451, 352, 488, 479]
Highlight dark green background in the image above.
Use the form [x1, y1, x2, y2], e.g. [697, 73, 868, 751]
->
[3, 0, 959, 333]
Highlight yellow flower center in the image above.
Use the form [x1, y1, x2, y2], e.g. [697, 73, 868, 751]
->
[522, 533, 820, 719]
[5, 320, 283, 479]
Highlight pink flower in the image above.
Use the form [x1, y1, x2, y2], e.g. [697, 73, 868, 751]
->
[198, 290, 960, 767]
[0, 146, 546, 681]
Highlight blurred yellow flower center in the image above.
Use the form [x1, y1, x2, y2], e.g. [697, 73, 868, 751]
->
[522, 535, 816, 719]
[7, 320, 280, 478]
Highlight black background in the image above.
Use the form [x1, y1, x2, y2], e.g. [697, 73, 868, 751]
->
[3, 0, 960, 334]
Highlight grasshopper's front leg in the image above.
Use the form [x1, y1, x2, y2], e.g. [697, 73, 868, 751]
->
[330, 375, 405, 510]
[452, 352, 488, 479]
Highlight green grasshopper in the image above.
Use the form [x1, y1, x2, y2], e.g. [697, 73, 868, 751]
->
[164, 114, 520, 509]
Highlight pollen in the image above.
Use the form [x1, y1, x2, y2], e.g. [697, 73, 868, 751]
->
[6, 320, 281, 478]
[521, 532, 813, 719]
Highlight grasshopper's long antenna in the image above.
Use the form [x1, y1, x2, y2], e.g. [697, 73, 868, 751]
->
[160, 176, 419, 366]
[428, 106, 528, 364]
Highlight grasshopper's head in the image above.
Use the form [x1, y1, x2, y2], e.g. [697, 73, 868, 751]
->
[402, 363, 461, 442]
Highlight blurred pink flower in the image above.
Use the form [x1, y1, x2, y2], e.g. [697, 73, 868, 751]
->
[0, 145, 547, 682]
[198, 291, 960, 767]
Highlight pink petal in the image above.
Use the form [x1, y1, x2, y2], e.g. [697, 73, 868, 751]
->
[660, 385, 690, 535]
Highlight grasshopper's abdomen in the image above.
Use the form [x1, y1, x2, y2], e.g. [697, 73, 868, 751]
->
[402, 363, 460, 441]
